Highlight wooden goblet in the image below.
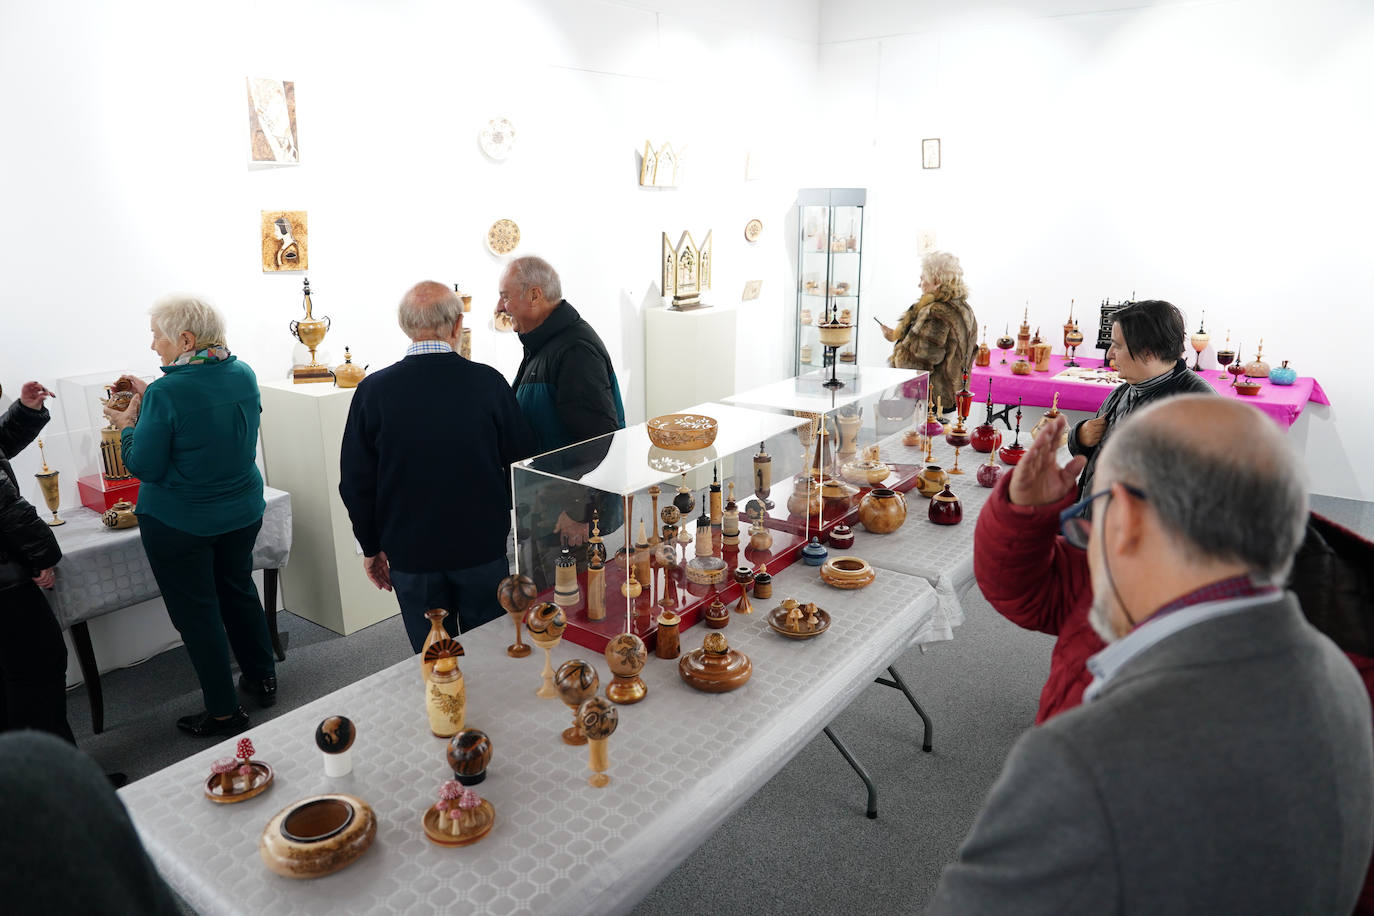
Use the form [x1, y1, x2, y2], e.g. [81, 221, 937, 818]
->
[498, 574, 538, 658]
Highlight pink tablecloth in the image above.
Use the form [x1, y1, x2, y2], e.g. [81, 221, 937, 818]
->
[971, 354, 1329, 429]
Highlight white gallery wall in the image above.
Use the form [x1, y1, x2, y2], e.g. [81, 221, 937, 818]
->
[0, 0, 820, 679]
[815, 0, 1374, 499]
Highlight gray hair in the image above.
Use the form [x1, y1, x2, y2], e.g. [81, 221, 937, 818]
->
[506, 255, 563, 303]
[920, 251, 968, 301]
[150, 294, 227, 348]
[397, 281, 462, 339]
[1101, 399, 1308, 584]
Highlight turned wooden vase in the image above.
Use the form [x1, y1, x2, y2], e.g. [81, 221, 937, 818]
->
[857, 488, 907, 533]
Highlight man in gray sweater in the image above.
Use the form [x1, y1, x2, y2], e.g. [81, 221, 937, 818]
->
[929, 395, 1374, 915]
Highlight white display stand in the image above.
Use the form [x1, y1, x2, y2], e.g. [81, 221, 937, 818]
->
[259, 380, 397, 635]
[644, 305, 737, 417]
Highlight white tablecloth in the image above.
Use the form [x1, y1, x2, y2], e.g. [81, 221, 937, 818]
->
[852, 430, 1001, 641]
[43, 486, 292, 629]
[119, 562, 938, 916]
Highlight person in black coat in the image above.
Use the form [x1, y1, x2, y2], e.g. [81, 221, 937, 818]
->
[497, 257, 626, 589]
[0, 381, 74, 743]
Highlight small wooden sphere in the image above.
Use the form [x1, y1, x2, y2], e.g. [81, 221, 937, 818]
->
[524, 602, 566, 647]
[314, 716, 356, 754]
[579, 697, 619, 740]
[497, 574, 538, 616]
[554, 659, 600, 707]
[446, 729, 492, 785]
[604, 633, 647, 677]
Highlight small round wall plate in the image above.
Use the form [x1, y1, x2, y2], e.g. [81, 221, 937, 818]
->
[479, 118, 516, 160]
[744, 219, 763, 242]
[486, 219, 520, 256]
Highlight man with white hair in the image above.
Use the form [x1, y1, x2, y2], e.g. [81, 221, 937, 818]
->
[928, 396, 1374, 915]
[497, 256, 625, 588]
[340, 281, 533, 651]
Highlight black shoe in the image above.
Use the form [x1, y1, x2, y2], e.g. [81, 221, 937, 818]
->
[107, 772, 128, 789]
[177, 707, 250, 738]
[238, 674, 278, 708]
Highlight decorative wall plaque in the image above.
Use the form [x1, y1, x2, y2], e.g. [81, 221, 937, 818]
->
[487, 219, 520, 256]
[479, 118, 516, 160]
[744, 219, 763, 242]
[639, 142, 680, 187]
[262, 210, 307, 272]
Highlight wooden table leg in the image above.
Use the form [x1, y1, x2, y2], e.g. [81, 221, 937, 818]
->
[69, 622, 104, 735]
[264, 568, 287, 662]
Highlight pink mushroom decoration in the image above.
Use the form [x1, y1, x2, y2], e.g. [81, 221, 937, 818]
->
[457, 788, 482, 830]
[211, 757, 237, 793]
[437, 779, 464, 831]
[236, 738, 255, 763]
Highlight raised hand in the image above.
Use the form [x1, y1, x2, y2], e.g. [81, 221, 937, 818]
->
[19, 382, 55, 409]
[1008, 415, 1087, 507]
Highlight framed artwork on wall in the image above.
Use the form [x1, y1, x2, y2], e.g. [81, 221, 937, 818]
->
[261, 211, 307, 271]
[922, 138, 941, 169]
[247, 78, 298, 164]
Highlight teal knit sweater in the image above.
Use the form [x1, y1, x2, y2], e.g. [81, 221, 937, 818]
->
[120, 356, 265, 536]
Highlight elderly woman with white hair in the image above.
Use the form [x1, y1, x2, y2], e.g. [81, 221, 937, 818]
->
[883, 250, 978, 413]
[102, 295, 276, 738]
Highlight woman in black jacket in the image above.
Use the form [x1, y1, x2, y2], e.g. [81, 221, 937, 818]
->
[0, 381, 73, 743]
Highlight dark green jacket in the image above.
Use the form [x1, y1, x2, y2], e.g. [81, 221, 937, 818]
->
[121, 356, 265, 536]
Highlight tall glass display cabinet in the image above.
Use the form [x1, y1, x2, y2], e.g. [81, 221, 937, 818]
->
[795, 188, 866, 376]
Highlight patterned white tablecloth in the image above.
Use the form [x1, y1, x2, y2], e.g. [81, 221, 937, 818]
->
[119, 564, 937, 916]
[854, 431, 1000, 641]
[43, 486, 292, 629]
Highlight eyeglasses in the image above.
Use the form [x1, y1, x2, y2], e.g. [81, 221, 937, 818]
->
[1058, 483, 1147, 550]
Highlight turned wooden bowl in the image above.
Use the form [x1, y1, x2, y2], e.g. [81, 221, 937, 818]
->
[820, 556, 875, 589]
[647, 414, 719, 451]
[1234, 379, 1262, 397]
[817, 322, 855, 348]
[204, 761, 273, 804]
[259, 795, 377, 879]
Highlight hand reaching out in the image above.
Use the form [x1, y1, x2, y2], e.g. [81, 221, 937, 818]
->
[554, 511, 589, 547]
[19, 382, 55, 410]
[101, 393, 141, 430]
[1008, 416, 1087, 507]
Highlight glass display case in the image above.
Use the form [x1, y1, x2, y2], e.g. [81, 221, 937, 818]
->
[725, 366, 929, 532]
[795, 188, 866, 376]
[512, 402, 811, 653]
[56, 370, 156, 511]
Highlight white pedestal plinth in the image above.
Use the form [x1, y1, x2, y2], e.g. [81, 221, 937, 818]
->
[644, 306, 738, 418]
[259, 380, 398, 635]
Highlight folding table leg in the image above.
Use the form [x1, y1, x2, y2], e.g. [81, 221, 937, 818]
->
[824, 726, 878, 819]
[263, 569, 287, 662]
[874, 664, 933, 752]
[69, 621, 104, 735]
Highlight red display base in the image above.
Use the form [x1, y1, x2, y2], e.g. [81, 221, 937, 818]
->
[78, 474, 141, 512]
[545, 461, 925, 655]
